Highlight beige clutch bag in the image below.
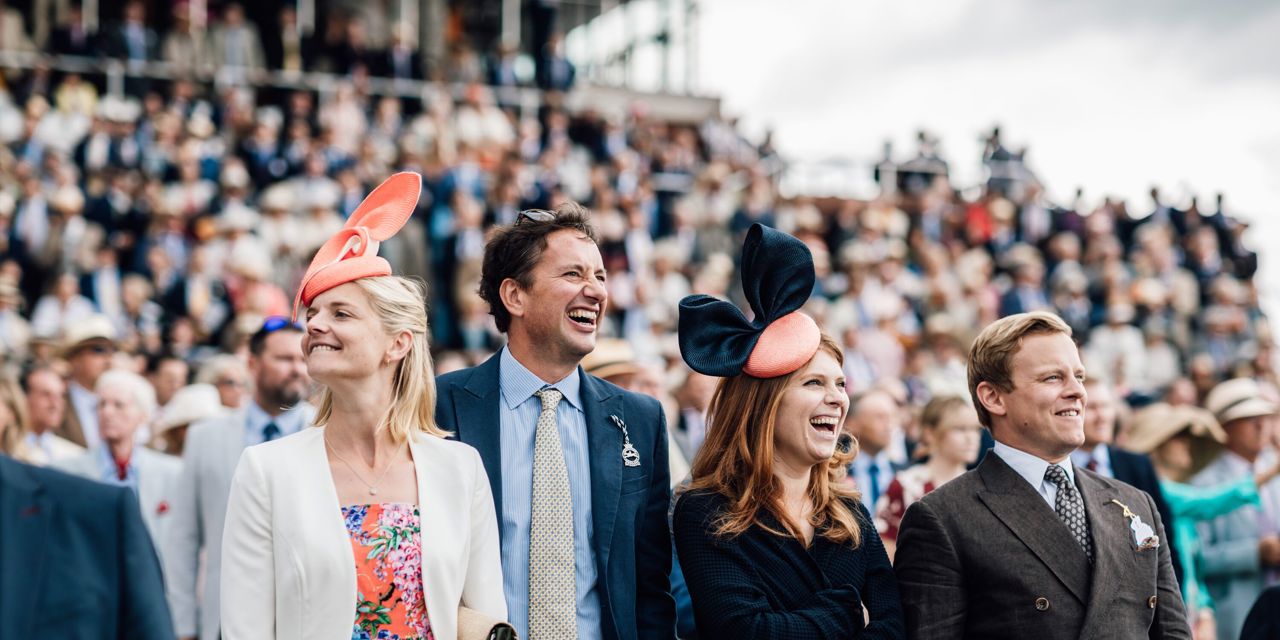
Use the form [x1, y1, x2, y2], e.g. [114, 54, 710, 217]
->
[457, 606, 518, 640]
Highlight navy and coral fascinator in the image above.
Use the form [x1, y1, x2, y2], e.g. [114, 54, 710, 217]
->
[291, 172, 421, 320]
[678, 223, 821, 378]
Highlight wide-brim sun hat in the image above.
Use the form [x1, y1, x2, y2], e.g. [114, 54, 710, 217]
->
[1126, 402, 1227, 480]
[154, 383, 225, 435]
[59, 314, 118, 358]
[581, 338, 641, 381]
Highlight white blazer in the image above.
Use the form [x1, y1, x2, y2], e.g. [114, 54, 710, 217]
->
[167, 410, 254, 640]
[219, 427, 507, 640]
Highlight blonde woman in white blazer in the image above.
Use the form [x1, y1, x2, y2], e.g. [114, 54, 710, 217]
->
[220, 173, 506, 640]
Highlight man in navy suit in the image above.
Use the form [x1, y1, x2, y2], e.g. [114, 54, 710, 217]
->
[1070, 379, 1181, 585]
[845, 389, 906, 512]
[436, 203, 675, 640]
[0, 454, 174, 639]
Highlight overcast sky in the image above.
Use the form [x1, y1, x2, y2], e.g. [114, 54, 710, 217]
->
[696, 0, 1280, 297]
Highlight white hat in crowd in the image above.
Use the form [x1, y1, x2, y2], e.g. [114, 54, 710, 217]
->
[1205, 378, 1279, 426]
[60, 314, 118, 357]
[154, 383, 226, 437]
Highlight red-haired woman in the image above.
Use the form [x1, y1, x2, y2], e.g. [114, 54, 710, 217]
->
[672, 224, 904, 639]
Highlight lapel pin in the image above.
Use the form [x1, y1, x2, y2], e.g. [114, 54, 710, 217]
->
[609, 414, 642, 467]
[1110, 499, 1159, 550]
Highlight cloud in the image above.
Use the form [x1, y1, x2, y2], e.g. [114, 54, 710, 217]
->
[697, 0, 1280, 305]
[698, 0, 1280, 208]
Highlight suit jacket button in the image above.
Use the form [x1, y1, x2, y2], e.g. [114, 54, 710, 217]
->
[1035, 597, 1050, 611]
[1148, 595, 1157, 609]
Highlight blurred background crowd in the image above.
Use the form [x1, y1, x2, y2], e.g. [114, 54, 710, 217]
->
[0, 1, 1277, 639]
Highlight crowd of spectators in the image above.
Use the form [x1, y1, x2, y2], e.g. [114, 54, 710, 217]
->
[3, 4, 1280, 640]
[9, 0, 575, 94]
[0, 3, 1272, 436]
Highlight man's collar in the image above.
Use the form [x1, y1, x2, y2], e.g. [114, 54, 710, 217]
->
[96, 444, 133, 472]
[1069, 442, 1110, 469]
[499, 346, 582, 411]
[246, 400, 305, 432]
[994, 440, 1076, 488]
[854, 448, 890, 468]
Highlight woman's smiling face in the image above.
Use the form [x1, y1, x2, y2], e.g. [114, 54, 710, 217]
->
[302, 282, 396, 384]
[773, 349, 849, 472]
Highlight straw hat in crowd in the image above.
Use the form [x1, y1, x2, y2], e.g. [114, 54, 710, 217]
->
[580, 338, 641, 382]
[152, 384, 226, 455]
[59, 314, 118, 358]
[1126, 403, 1227, 482]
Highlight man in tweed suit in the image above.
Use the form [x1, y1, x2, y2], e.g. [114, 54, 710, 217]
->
[894, 311, 1190, 639]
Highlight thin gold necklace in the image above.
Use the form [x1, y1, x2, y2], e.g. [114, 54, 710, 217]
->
[324, 435, 406, 496]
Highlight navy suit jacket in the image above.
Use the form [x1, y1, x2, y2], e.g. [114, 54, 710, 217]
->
[435, 354, 677, 640]
[0, 455, 174, 639]
[1109, 445, 1183, 587]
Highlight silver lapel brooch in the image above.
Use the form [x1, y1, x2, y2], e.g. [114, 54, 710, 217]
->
[609, 414, 642, 467]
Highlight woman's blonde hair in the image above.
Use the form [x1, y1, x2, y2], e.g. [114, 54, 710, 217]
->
[311, 276, 445, 443]
[0, 374, 31, 458]
[914, 395, 974, 459]
[685, 335, 862, 546]
[920, 395, 972, 432]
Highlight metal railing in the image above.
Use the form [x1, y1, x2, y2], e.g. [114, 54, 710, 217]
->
[0, 51, 546, 115]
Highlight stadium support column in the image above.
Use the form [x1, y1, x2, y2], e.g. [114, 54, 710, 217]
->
[297, 0, 314, 37]
[502, 0, 521, 48]
[83, 0, 97, 34]
[397, 0, 421, 52]
[662, 0, 672, 93]
[684, 0, 697, 94]
[423, 0, 447, 78]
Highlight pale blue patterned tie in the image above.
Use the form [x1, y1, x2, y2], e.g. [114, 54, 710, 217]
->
[529, 388, 577, 639]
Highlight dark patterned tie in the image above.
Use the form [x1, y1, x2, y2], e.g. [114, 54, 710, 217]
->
[1045, 464, 1093, 563]
[262, 422, 280, 442]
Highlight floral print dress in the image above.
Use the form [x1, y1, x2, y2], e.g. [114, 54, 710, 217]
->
[341, 503, 434, 640]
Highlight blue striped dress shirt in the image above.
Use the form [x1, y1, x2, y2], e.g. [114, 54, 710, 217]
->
[499, 347, 602, 640]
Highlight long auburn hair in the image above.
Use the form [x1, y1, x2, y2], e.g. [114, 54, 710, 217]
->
[685, 335, 861, 546]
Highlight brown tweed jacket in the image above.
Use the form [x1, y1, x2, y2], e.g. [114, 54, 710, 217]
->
[55, 390, 87, 447]
[894, 451, 1191, 640]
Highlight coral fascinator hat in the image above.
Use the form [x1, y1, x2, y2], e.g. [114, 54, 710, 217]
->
[292, 172, 421, 320]
[678, 223, 821, 378]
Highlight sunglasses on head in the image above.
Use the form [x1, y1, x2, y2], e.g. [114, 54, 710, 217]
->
[262, 316, 306, 333]
[516, 209, 557, 225]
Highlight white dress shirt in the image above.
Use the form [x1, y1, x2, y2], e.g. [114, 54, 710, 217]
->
[992, 440, 1078, 510]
